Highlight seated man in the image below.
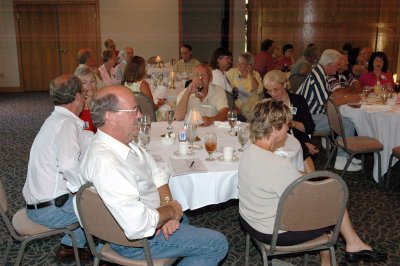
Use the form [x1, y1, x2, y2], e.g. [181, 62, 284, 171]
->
[174, 44, 201, 76]
[115, 46, 134, 85]
[80, 86, 228, 264]
[175, 63, 229, 126]
[74, 48, 103, 88]
[296, 49, 361, 171]
[23, 74, 92, 260]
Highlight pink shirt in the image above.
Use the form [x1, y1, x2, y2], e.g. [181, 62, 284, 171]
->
[254, 51, 276, 78]
[359, 71, 394, 87]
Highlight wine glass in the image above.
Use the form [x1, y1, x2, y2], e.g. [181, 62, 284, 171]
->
[228, 110, 237, 135]
[362, 87, 370, 102]
[138, 125, 151, 151]
[186, 123, 197, 150]
[380, 87, 389, 104]
[139, 114, 151, 129]
[237, 124, 249, 152]
[204, 132, 217, 161]
[165, 109, 175, 131]
[195, 86, 204, 98]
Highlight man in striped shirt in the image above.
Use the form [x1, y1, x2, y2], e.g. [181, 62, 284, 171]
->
[296, 49, 362, 171]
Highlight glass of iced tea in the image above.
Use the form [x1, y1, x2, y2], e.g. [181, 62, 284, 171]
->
[204, 132, 217, 161]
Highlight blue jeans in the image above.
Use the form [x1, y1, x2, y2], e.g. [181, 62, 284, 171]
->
[26, 195, 86, 248]
[312, 113, 355, 157]
[110, 215, 228, 266]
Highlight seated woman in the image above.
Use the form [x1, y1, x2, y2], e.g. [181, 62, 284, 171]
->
[238, 98, 387, 265]
[359, 51, 394, 88]
[123, 56, 165, 110]
[98, 49, 118, 86]
[75, 66, 97, 133]
[210, 47, 233, 93]
[226, 52, 263, 120]
[276, 44, 295, 72]
[263, 70, 317, 173]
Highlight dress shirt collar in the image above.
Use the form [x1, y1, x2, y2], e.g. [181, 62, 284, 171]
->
[54, 106, 85, 128]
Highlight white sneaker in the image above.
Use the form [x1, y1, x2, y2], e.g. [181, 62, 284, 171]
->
[334, 156, 362, 171]
[351, 157, 362, 165]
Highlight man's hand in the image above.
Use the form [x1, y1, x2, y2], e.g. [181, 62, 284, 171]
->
[168, 200, 183, 221]
[201, 116, 214, 127]
[156, 220, 180, 240]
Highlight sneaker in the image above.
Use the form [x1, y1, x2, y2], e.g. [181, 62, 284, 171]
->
[334, 156, 362, 171]
[351, 157, 362, 165]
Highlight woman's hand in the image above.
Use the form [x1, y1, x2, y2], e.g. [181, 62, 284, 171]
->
[305, 142, 319, 155]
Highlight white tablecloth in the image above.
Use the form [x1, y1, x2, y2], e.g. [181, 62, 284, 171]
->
[146, 121, 304, 210]
[340, 101, 400, 182]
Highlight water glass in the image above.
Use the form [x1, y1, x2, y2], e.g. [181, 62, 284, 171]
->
[237, 124, 249, 152]
[165, 109, 175, 131]
[228, 110, 237, 135]
[186, 123, 197, 150]
[139, 125, 151, 151]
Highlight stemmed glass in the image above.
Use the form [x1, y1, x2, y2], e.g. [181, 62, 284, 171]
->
[362, 87, 370, 102]
[228, 110, 237, 135]
[204, 132, 217, 161]
[237, 124, 249, 152]
[186, 123, 197, 151]
[165, 109, 175, 131]
[138, 125, 151, 151]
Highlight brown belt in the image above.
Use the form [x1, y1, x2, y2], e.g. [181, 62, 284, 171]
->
[26, 193, 70, 210]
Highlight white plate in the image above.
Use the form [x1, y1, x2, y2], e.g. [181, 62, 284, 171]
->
[173, 150, 195, 156]
[217, 155, 239, 163]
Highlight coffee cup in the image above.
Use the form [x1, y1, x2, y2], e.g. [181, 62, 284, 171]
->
[223, 147, 234, 161]
[179, 141, 189, 155]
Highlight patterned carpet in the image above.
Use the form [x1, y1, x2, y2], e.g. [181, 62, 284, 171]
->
[0, 92, 399, 265]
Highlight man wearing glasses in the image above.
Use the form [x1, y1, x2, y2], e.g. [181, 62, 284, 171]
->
[175, 63, 229, 126]
[80, 86, 228, 264]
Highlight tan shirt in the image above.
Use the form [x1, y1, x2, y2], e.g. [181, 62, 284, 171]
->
[174, 58, 201, 75]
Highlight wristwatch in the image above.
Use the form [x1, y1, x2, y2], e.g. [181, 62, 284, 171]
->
[163, 196, 172, 204]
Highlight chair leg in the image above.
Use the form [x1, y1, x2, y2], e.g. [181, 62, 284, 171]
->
[377, 152, 382, 186]
[385, 154, 395, 189]
[1, 238, 13, 266]
[245, 233, 250, 266]
[94, 257, 100, 266]
[325, 136, 331, 159]
[65, 229, 81, 266]
[329, 246, 337, 266]
[303, 253, 309, 265]
[15, 240, 29, 266]
[340, 154, 354, 178]
[324, 144, 338, 170]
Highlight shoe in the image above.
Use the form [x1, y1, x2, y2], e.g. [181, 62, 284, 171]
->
[321, 138, 326, 149]
[55, 244, 92, 261]
[345, 249, 387, 262]
[334, 156, 362, 171]
[351, 157, 362, 165]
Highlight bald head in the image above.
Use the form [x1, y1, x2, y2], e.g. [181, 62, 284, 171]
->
[50, 74, 82, 105]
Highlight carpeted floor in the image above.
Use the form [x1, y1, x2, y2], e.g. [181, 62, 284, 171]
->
[0, 92, 399, 265]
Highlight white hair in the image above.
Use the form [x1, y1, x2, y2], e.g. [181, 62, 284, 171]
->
[319, 49, 341, 66]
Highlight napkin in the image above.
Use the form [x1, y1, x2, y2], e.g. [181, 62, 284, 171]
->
[214, 121, 242, 130]
[361, 104, 392, 113]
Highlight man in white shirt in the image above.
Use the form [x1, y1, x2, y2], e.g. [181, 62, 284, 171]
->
[23, 74, 92, 260]
[80, 85, 228, 264]
[115, 46, 134, 85]
[175, 64, 229, 126]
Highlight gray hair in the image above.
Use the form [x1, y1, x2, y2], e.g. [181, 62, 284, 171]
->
[90, 92, 120, 127]
[319, 49, 341, 67]
[238, 52, 254, 65]
[263, 70, 289, 90]
[77, 49, 92, 64]
[74, 65, 92, 78]
[50, 75, 82, 105]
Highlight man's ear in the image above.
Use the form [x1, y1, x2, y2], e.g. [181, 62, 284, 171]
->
[104, 111, 115, 125]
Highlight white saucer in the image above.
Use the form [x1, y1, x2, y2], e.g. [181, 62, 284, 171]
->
[217, 155, 239, 163]
[192, 144, 203, 150]
[174, 150, 195, 156]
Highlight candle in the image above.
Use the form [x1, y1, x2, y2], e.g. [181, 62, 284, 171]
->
[169, 71, 176, 80]
[156, 56, 161, 63]
[393, 74, 397, 83]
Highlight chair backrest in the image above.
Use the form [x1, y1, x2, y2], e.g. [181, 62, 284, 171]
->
[289, 73, 308, 93]
[326, 98, 348, 147]
[134, 92, 156, 122]
[225, 91, 236, 111]
[270, 171, 348, 250]
[76, 183, 146, 249]
[0, 180, 9, 213]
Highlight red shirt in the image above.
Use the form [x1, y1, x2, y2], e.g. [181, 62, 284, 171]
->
[254, 51, 277, 78]
[79, 109, 96, 133]
[359, 71, 394, 87]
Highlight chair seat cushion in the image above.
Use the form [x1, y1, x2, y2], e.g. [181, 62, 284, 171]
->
[12, 208, 53, 235]
[338, 136, 383, 154]
[260, 233, 331, 253]
[101, 243, 177, 266]
[392, 146, 400, 158]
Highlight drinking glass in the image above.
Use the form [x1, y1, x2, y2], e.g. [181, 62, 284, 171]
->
[165, 109, 175, 131]
[138, 125, 151, 151]
[204, 132, 217, 161]
[228, 110, 237, 135]
[380, 87, 388, 104]
[186, 123, 197, 150]
[139, 114, 151, 130]
[362, 87, 370, 102]
[195, 86, 204, 98]
[237, 124, 249, 152]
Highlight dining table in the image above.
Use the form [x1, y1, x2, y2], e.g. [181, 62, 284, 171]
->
[340, 95, 400, 182]
[145, 121, 304, 211]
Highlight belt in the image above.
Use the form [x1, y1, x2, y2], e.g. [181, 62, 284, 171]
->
[26, 193, 70, 210]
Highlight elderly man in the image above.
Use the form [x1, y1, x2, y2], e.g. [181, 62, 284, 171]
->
[115, 46, 134, 85]
[80, 86, 228, 264]
[74, 48, 103, 89]
[296, 49, 362, 171]
[23, 75, 92, 260]
[175, 63, 229, 126]
[174, 44, 201, 75]
[253, 39, 277, 78]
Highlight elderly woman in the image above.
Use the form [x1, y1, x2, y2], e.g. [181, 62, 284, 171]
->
[123, 56, 165, 110]
[210, 47, 233, 93]
[98, 49, 118, 86]
[263, 70, 317, 173]
[238, 99, 387, 265]
[226, 52, 263, 120]
[75, 66, 97, 132]
[359, 51, 394, 88]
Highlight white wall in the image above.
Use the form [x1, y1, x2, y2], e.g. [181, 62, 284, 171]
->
[231, 0, 246, 65]
[0, 0, 20, 88]
[99, 0, 179, 63]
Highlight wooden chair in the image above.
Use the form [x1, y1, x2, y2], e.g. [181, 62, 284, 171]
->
[134, 91, 156, 122]
[323, 98, 384, 184]
[385, 146, 400, 188]
[0, 180, 81, 266]
[243, 171, 348, 266]
[75, 182, 177, 266]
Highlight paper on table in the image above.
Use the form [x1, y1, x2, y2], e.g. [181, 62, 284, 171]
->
[214, 121, 242, 130]
[170, 159, 207, 176]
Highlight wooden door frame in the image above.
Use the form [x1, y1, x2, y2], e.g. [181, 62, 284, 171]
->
[13, 0, 101, 91]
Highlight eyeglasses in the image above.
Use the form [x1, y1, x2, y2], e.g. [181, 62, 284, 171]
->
[193, 73, 208, 79]
[116, 105, 141, 115]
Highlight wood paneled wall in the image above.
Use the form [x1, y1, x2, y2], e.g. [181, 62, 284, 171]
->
[248, 0, 400, 72]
